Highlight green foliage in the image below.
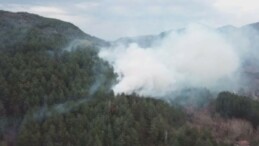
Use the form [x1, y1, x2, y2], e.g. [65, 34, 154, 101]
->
[17, 95, 187, 146]
[0, 11, 107, 52]
[215, 91, 259, 127]
[17, 95, 230, 146]
[0, 47, 114, 116]
[0, 11, 247, 145]
[174, 127, 219, 146]
[172, 88, 212, 108]
[0, 44, 234, 146]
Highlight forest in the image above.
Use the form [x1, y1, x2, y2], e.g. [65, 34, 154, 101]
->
[1, 10, 259, 146]
[1, 42, 259, 146]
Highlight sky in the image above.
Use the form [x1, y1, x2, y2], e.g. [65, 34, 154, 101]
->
[1, 0, 259, 40]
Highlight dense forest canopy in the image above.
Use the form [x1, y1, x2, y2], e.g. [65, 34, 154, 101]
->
[1, 10, 259, 146]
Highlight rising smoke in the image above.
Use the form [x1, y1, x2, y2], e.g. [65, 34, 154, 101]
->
[99, 24, 251, 97]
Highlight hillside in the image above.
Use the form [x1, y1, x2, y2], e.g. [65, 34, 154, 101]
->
[0, 10, 108, 52]
[1, 10, 259, 146]
[0, 10, 115, 146]
[112, 31, 170, 48]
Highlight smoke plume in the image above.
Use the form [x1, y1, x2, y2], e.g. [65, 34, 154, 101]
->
[99, 24, 247, 97]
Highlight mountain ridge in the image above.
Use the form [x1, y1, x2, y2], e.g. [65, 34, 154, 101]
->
[0, 10, 108, 52]
[1, 10, 259, 146]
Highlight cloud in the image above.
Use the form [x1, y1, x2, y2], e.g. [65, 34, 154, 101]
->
[68, 0, 220, 39]
[74, 1, 100, 10]
[29, 6, 66, 14]
[214, 0, 259, 13]
[1, 0, 259, 40]
[213, 0, 259, 26]
[0, 4, 89, 28]
[0, 4, 66, 18]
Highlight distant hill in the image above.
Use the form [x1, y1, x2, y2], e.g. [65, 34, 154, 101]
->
[112, 31, 171, 48]
[217, 25, 238, 33]
[242, 22, 259, 30]
[0, 10, 108, 52]
[112, 29, 189, 48]
[113, 24, 259, 48]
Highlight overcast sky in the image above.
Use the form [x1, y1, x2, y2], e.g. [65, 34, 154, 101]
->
[1, 0, 259, 40]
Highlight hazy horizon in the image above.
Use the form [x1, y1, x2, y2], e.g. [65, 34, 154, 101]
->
[1, 0, 259, 40]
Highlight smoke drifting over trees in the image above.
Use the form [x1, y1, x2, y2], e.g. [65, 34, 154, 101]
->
[3, 10, 259, 146]
[99, 24, 251, 97]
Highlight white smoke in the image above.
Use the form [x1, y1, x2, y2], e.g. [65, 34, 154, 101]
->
[99, 24, 242, 97]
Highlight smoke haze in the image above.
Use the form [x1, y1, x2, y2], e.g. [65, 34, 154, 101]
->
[99, 24, 245, 97]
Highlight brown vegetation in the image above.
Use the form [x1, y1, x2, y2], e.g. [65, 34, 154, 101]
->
[186, 106, 256, 145]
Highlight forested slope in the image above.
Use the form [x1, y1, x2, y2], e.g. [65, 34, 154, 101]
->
[1, 10, 259, 146]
